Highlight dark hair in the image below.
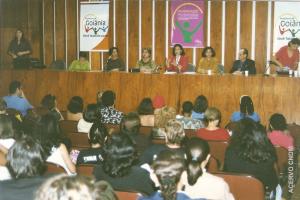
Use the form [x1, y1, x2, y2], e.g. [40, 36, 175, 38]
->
[193, 95, 208, 113]
[41, 94, 56, 111]
[142, 48, 152, 56]
[9, 80, 21, 94]
[0, 98, 7, 111]
[79, 52, 88, 59]
[120, 112, 141, 136]
[33, 114, 61, 156]
[89, 123, 108, 146]
[67, 96, 84, 114]
[35, 174, 117, 200]
[109, 47, 119, 56]
[201, 46, 216, 57]
[240, 95, 254, 116]
[182, 101, 193, 114]
[0, 114, 14, 139]
[137, 98, 154, 115]
[103, 134, 137, 177]
[172, 44, 185, 56]
[14, 29, 25, 42]
[229, 118, 276, 163]
[6, 136, 46, 179]
[152, 150, 185, 200]
[288, 38, 300, 46]
[185, 138, 210, 185]
[101, 90, 116, 107]
[269, 113, 287, 131]
[83, 104, 99, 123]
[241, 48, 248, 58]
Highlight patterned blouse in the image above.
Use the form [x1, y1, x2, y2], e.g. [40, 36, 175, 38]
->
[100, 106, 123, 124]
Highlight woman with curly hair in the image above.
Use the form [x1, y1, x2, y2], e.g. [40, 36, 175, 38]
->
[93, 134, 155, 196]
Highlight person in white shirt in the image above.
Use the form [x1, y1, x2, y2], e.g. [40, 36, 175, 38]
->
[183, 137, 234, 200]
[77, 104, 100, 133]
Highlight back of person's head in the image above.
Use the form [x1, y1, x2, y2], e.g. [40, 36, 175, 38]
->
[137, 98, 154, 115]
[288, 38, 300, 46]
[35, 174, 117, 200]
[83, 104, 99, 123]
[185, 138, 210, 185]
[89, 122, 108, 146]
[165, 119, 185, 145]
[6, 136, 46, 179]
[41, 94, 56, 111]
[269, 113, 287, 131]
[22, 109, 41, 134]
[204, 107, 221, 124]
[240, 95, 254, 116]
[154, 106, 176, 128]
[153, 95, 166, 109]
[120, 112, 141, 135]
[103, 134, 137, 177]
[230, 118, 275, 163]
[9, 80, 21, 94]
[193, 95, 208, 113]
[67, 96, 84, 114]
[33, 113, 61, 155]
[0, 98, 7, 113]
[101, 90, 116, 107]
[152, 150, 185, 200]
[0, 114, 14, 139]
[182, 101, 193, 115]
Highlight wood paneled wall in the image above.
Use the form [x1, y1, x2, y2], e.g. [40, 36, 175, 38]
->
[1, 0, 274, 73]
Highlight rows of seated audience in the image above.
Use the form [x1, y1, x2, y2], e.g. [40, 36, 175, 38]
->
[0, 80, 299, 200]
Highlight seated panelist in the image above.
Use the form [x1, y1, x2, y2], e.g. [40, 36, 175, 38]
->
[136, 48, 156, 73]
[196, 46, 219, 74]
[230, 48, 256, 75]
[166, 44, 188, 73]
[104, 47, 125, 72]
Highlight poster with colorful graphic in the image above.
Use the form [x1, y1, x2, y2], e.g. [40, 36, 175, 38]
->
[273, 2, 300, 54]
[80, 2, 109, 52]
[171, 0, 204, 48]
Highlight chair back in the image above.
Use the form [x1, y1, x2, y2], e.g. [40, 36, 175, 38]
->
[60, 120, 78, 134]
[116, 191, 139, 200]
[207, 140, 228, 170]
[65, 132, 90, 149]
[77, 165, 94, 177]
[46, 163, 66, 174]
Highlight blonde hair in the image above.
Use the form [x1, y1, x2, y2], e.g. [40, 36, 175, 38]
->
[154, 106, 176, 128]
[165, 119, 185, 145]
[204, 107, 221, 122]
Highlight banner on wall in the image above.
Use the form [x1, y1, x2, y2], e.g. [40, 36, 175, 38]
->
[80, 2, 109, 52]
[273, 2, 300, 54]
[171, 0, 204, 48]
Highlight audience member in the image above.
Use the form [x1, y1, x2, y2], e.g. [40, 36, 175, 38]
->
[0, 136, 48, 200]
[140, 119, 186, 165]
[120, 112, 151, 153]
[139, 150, 200, 200]
[93, 134, 155, 196]
[78, 104, 100, 133]
[224, 118, 278, 192]
[34, 114, 76, 175]
[176, 101, 205, 130]
[35, 174, 117, 200]
[152, 95, 166, 110]
[192, 95, 208, 120]
[66, 96, 84, 121]
[73, 123, 108, 165]
[196, 46, 219, 74]
[137, 97, 155, 127]
[3, 80, 33, 116]
[230, 95, 260, 122]
[230, 48, 256, 75]
[69, 52, 90, 71]
[152, 106, 176, 139]
[40, 94, 64, 121]
[196, 107, 230, 141]
[268, 113, 294, 150]
[100, 90, 123, 124]
[183, 137, 234, 200]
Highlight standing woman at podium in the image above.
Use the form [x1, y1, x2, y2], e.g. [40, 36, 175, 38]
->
[166, 44, 188, 73]
[7, 29, 32, 69]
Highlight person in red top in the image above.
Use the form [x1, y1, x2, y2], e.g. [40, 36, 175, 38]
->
[196, 107, 230, 141]
[166, 44, 188, 73]
[273, 38, 300, 70]
[267, 113, 294, 150]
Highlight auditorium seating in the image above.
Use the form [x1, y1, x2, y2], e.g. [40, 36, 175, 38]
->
[207, 141, 229, 170]
[76, 165, 94, 177]
[214, 172, 265, 200]
[275, 146, 289, 174]
[46, 163, 66, 174]
[65, 132, 90, 149]
[116, 191, 139, 200]
[206, 156, 219, 173]
[59, 120, 78, 134]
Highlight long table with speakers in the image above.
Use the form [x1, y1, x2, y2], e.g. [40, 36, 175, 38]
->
[0, 69, 300, 125]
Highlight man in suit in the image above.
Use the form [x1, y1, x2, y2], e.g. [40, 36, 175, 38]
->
[230, 48, 256, 75]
